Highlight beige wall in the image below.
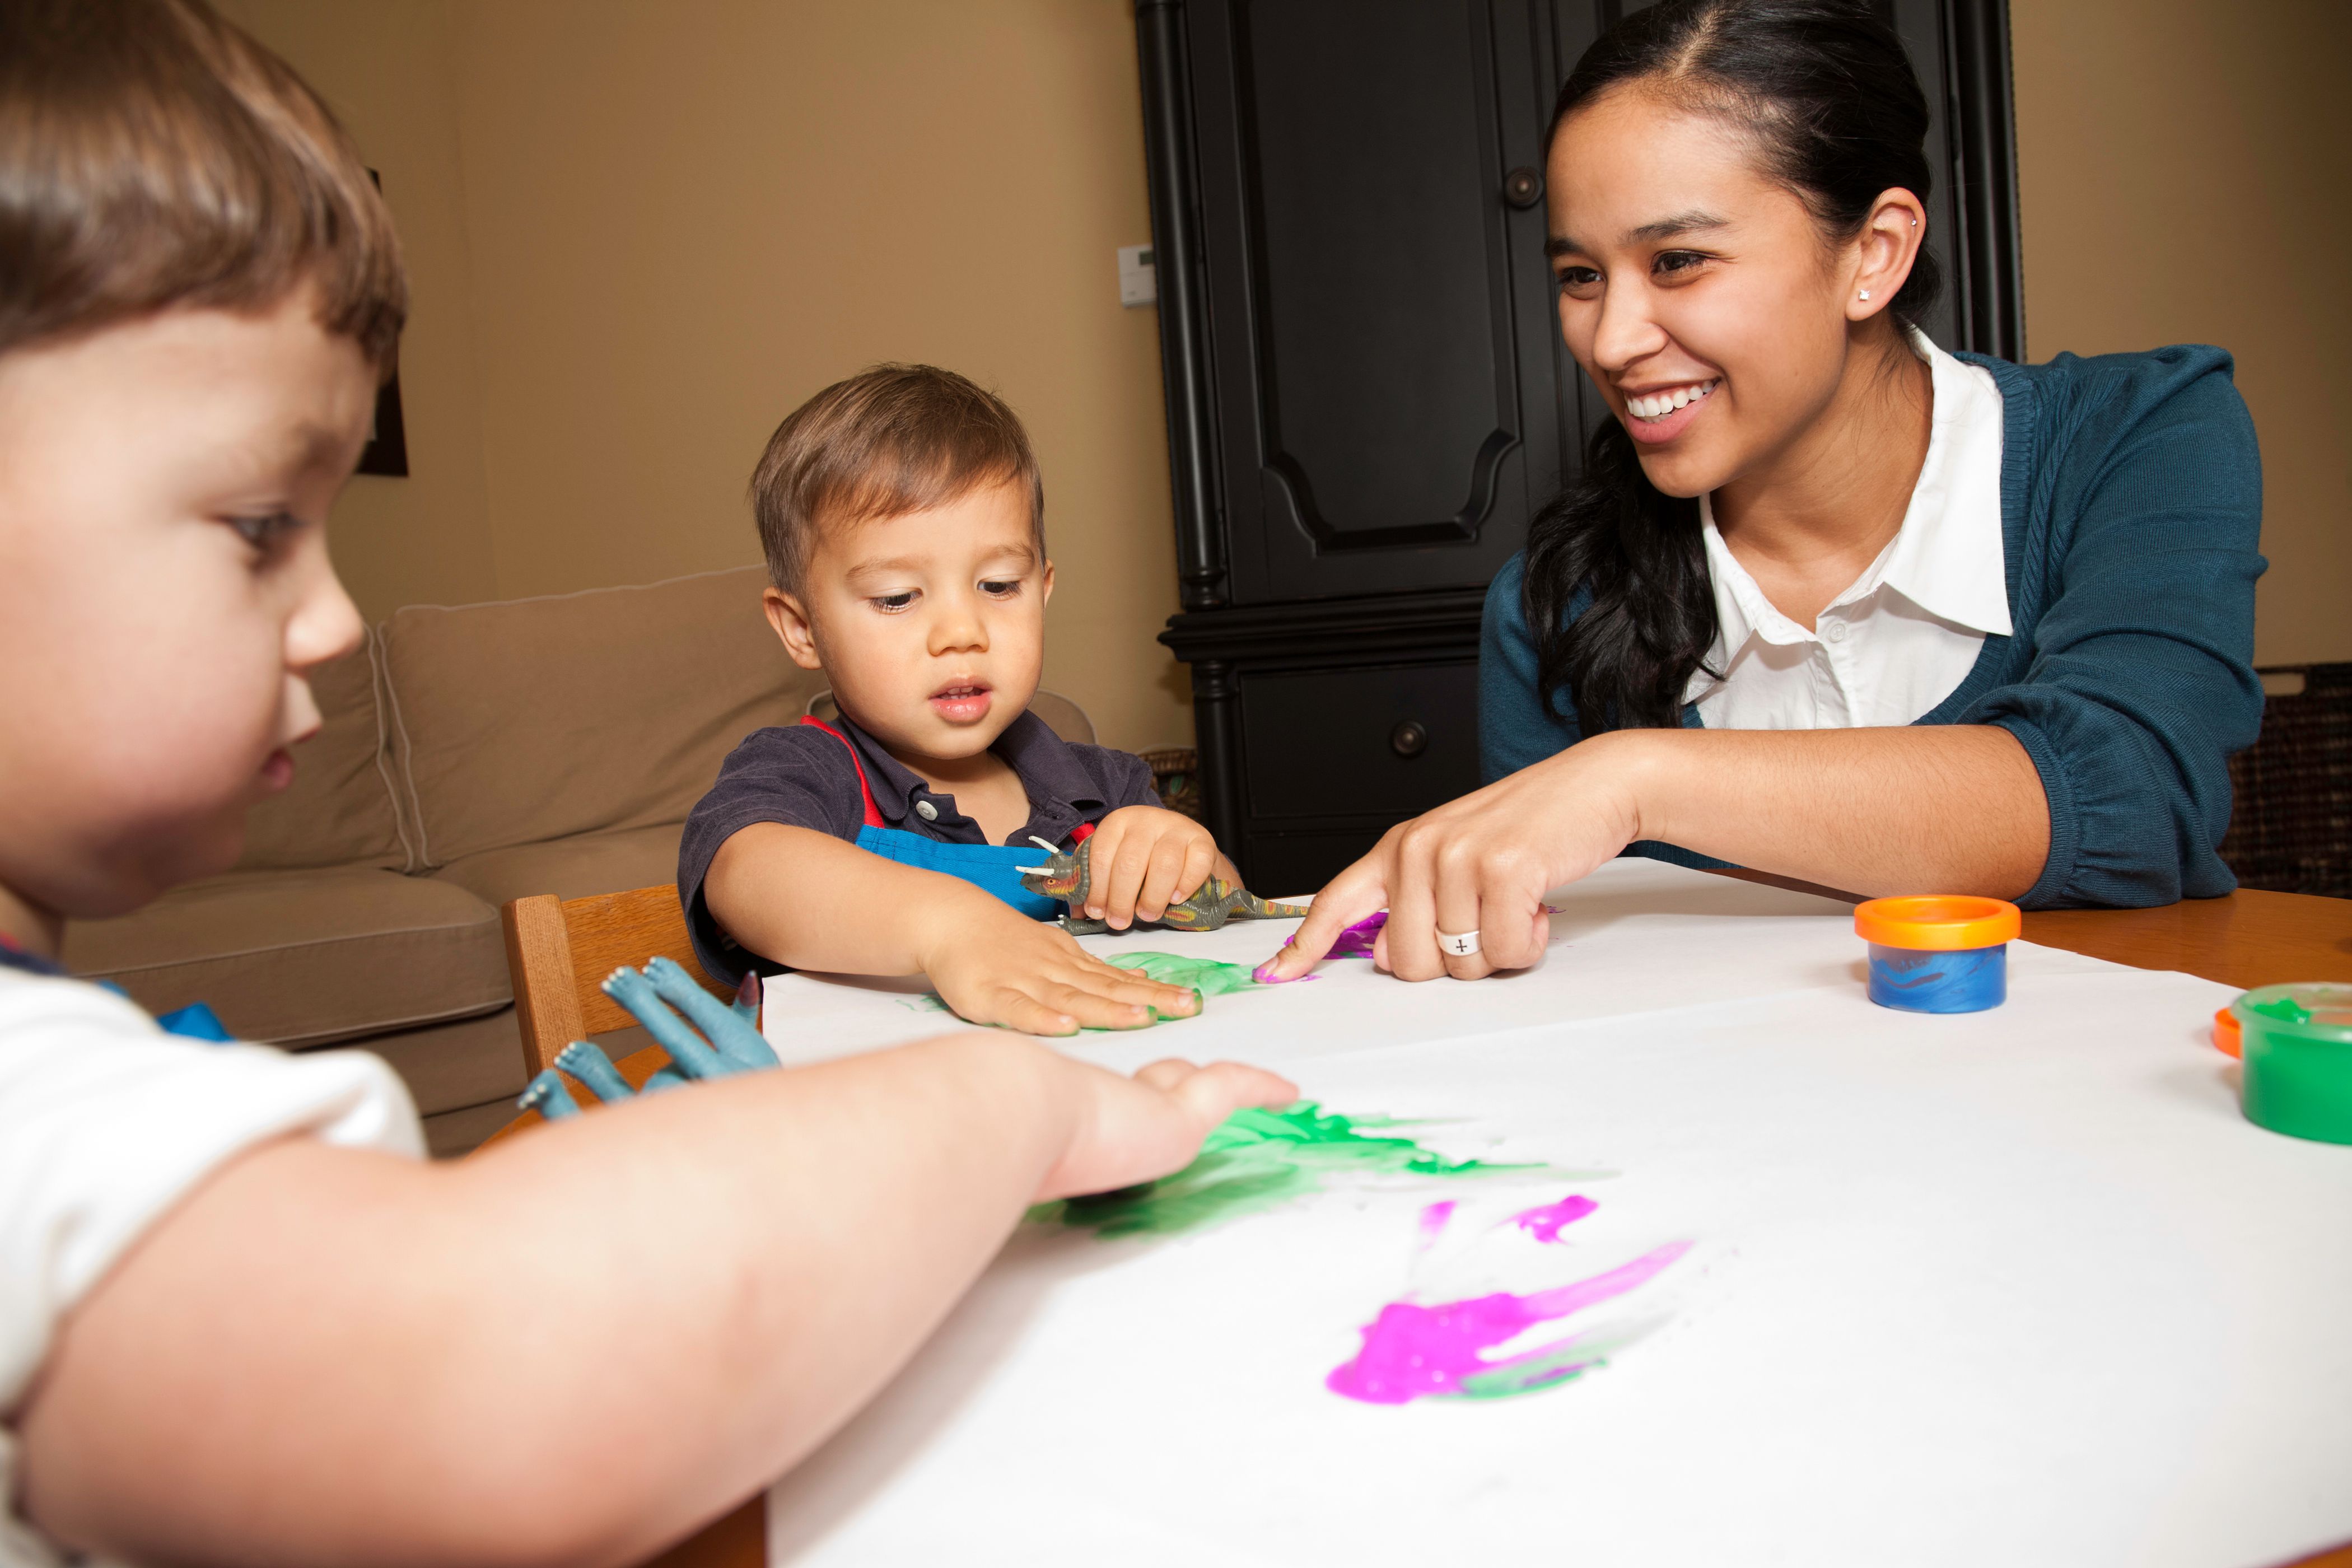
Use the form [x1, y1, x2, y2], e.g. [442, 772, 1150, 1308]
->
[215, 0, 501, 613]
[2013, 0, 2352, 666]
[223, 0, 1194, 752]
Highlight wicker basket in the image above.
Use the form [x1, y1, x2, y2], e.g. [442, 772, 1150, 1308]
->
[2220, 663, 2352, 897]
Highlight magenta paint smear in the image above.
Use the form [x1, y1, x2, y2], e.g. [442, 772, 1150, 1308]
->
[1253, 912, 1385, 983]
[1415, 1200, 1457, 1251]
[1253, 906, 1575, 982]
[1328, 911, 1388, 957]
[1328, 1240, 1690, 1404]
[1512, 1193, 1599, 1243]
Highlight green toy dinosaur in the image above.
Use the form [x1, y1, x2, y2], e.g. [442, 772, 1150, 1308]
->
[1016, 836, 1309, 936]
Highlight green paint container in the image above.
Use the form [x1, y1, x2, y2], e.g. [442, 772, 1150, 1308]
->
[2232, 983, 2352, 1145]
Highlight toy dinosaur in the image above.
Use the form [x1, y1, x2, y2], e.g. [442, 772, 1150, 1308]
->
[517, 957, 776, 1121]
[1016, 836, 1309, 936]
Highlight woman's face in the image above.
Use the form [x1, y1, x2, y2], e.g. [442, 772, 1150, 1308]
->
[1544, 85, 1901, 500]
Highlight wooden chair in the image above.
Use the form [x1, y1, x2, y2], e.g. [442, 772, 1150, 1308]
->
[500, 883, 736, 1081]
[483, 885, 767, 1566]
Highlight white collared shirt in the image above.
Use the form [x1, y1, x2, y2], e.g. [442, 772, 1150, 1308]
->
[1683, 330, 2012, 730]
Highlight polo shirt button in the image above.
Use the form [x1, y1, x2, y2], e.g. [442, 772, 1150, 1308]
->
[915, 800, 939, 822]
[1823, 620, 1847, 643]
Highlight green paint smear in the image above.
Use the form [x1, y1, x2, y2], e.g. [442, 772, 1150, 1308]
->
[1101, 950, 1263, 997]
[2250, 995, 2314, 1025]
[1450, 1326, 1646, 1401]
[897, 952, 1256, 1032]
[1034, 1101, 1544, 1239]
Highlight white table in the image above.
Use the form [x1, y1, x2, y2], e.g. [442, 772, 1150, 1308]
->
[758, 860, 2352, 1568]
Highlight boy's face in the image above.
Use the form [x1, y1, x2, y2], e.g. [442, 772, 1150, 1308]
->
[766, 479, 1053, 766]
[0, 293, 371, 925]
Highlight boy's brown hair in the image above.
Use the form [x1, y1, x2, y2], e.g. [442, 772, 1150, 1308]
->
[0, 0, 407, 370]
[751, 364, 1046, 594]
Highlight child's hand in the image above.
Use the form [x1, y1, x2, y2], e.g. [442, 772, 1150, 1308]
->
[921, 898, 1205, 1035]
[1035, 1055, 1299, 1201]
[1080, 806, 1232, 930]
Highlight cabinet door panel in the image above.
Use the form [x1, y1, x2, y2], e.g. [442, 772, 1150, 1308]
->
[1187, 0, 1602, 605]
[1241, 662, 1482, 820]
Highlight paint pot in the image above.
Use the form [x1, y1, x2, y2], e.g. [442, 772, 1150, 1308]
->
[1852, 895, 2022, 1014]
[2213, 1005, 2241, 1059]
[2231, 983, 2352, 1145]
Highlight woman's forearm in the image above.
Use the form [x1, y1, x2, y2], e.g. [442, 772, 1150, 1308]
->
[1611, 723, 2049, 899]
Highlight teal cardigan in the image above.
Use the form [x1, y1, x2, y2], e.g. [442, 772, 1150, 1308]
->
[1479, 346, 2266, 909]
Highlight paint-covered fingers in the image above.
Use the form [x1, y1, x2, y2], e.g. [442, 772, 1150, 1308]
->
[1258, 842, 1391, 981]
[1034, 1055, 1299, 1202]
[1159, 1058, 1299, 1132]
[1070, 948, 1199, 1019]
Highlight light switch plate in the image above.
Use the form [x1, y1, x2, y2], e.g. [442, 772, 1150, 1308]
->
[1117, 244, 1156, 307]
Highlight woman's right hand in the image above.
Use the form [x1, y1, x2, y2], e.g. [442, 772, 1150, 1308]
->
[1036, 1055, 1298, 1201]
[1258, 730, 1655, 984]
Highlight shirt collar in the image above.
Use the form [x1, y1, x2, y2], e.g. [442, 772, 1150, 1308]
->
[833, 708, 1106, 843]
[1876, 327, 2012, 637]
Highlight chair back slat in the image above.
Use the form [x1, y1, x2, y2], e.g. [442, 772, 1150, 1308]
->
[500, 884, 732, 1079]
[562, 888, 731, 1036]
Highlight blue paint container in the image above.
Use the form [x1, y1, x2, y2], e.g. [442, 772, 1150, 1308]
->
[1854, 896, 2022, 1015]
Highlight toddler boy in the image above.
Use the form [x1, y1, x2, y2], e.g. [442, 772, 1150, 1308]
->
[0, 5, 1291, 1562]
[684, 367, 1244, 1034]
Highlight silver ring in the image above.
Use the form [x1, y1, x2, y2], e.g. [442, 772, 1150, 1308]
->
[1437, 928, 1482, 957]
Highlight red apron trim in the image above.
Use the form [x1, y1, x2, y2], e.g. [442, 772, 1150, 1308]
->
[797, 715, 885, 829]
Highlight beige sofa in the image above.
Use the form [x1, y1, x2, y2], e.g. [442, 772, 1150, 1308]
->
[63, 568, 827, 1154]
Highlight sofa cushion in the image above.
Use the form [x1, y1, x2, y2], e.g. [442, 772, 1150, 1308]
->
[382, 566, 824, 866]
[235, 632, 414, 872]
[63, 866, 510, 1047]
[431, 822, 685, 909]
[352, 1006, 529, 1118]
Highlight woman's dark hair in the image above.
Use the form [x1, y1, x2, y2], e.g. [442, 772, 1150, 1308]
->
[1522, 0, 1942, 732]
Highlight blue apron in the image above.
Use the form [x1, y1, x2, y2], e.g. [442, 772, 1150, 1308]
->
[800, 717, 1068, 921]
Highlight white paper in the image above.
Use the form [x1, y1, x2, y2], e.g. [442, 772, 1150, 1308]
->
[761, 860, 2352, 1566]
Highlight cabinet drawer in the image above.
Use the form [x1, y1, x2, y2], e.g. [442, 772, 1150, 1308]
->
[1240, 662, 1480, 822]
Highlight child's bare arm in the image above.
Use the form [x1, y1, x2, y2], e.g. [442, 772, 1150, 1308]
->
[18, 1033, 1295, 1567]
[705, 822, 1202, 1033]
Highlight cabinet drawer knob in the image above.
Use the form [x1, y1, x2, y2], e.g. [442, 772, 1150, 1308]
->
[1502, 166, 1543, 209]
[1390, 720, 1429, 758]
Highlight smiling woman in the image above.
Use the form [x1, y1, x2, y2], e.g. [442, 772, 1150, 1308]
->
[1264, 0, 2266, 986]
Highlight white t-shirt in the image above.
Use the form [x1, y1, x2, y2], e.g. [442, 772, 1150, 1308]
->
[1684, 329, 2013, 729]
[0, 968, 420, 1567]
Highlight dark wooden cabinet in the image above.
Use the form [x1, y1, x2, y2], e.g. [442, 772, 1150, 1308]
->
[1136, 0, 2022, 887]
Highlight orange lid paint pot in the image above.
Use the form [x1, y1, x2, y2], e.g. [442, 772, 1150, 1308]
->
[1853, 895, 2023, 1014]
[2213, 1006, 2242, 1059]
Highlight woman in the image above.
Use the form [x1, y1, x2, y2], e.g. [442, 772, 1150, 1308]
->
[1266, 0, 2262, 984]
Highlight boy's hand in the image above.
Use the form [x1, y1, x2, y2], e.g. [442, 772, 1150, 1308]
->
[920, 896, 1205, 1035]
[1036, 1056, 1299, 1201]
[1080, 805, 1233, 930]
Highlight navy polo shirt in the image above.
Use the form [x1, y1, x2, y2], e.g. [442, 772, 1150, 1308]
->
[678, 709, 1160, 982]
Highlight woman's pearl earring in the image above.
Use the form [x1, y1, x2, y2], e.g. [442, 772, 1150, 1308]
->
[1859, 289, 1872, 301]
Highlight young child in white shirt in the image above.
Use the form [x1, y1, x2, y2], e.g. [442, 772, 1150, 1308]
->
[0, 3, 1292, 1564]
